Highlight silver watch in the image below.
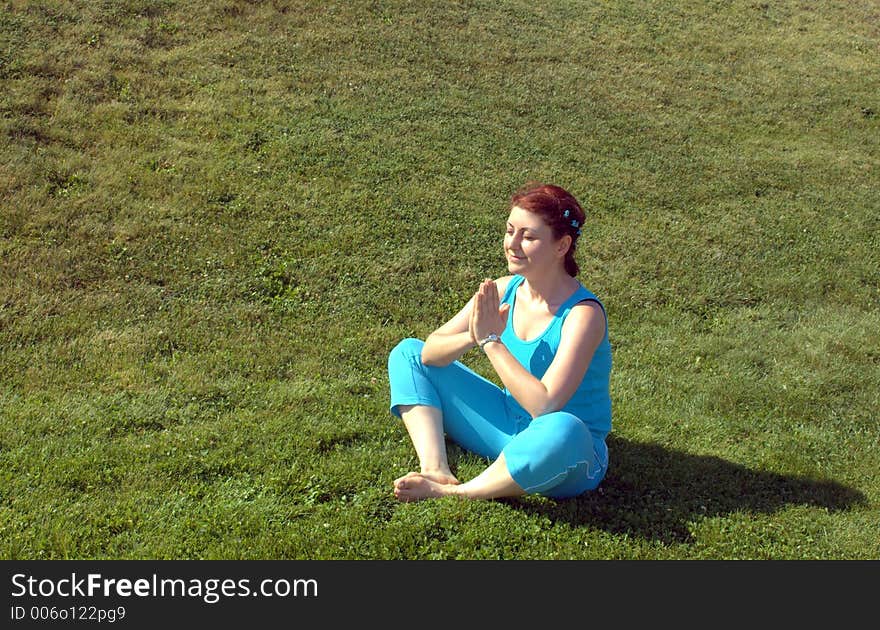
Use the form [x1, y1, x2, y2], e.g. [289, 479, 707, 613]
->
[478, 333, 501, 350]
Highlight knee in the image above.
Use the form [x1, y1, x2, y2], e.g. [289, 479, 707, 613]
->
[533, 411, 589, 443]
[388, 338, 425, 369]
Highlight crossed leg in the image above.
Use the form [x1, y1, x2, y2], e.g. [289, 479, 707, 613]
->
[394, 404, 460, 486]
[393, 403, 525, 502]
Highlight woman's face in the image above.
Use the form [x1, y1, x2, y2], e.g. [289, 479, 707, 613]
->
[504, 205, 568, 276]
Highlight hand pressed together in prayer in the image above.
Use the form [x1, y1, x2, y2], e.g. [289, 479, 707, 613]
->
[469, 279, 510, 345]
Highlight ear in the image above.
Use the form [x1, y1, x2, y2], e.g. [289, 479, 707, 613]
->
[557, 234, 572, 258]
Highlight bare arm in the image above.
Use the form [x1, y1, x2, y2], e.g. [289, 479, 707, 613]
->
[420, 296, 478, 366]
[421, 276, 513, 367]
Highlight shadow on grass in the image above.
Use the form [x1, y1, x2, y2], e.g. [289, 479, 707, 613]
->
[515, 436, 867, 544]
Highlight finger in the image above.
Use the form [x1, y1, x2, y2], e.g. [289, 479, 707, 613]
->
[469, 299, 478, 341]
[475, 292, 487, 326]
[499, 303, 510, 320]
[489, 280, 498, 304]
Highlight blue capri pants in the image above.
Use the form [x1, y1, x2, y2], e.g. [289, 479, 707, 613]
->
[387, 338, 607, 498]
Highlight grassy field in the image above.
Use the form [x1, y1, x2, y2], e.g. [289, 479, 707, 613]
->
[1, 0, 878, 559]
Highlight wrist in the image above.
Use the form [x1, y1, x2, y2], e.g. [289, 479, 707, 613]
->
[478, 333, 502, 351]
[465, 330, 479, 349]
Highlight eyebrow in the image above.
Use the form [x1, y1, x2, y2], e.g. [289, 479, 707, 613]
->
[507, 222, 537, 232]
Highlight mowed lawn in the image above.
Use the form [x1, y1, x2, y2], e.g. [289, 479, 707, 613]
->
[1, 0, 878, 559]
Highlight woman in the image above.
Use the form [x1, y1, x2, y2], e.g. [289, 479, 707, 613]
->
[387, 182, 612, 502]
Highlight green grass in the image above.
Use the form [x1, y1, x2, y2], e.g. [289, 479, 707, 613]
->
[1, 0, 878, 559]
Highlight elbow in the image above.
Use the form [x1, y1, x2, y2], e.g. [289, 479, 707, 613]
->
[529, 403, 558, 419]
[420, 344, 439, 367]
[420, 334, 448, 367]
[528, 391, 562, 419]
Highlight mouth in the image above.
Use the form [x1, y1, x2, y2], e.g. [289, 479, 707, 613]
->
[507, 253, 525, 262]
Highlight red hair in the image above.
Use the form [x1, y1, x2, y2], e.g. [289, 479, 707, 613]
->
[509, 182, 586, 276]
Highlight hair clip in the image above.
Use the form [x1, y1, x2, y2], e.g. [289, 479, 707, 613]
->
[577, 229, 582, 236]
[571, 219, 579, 228]
[563, 209, 570, 218]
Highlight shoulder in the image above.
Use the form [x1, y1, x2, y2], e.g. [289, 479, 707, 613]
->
[561, 299, 607, 339]
[567, 299, 605, 322]
[494, 275, 517, 298]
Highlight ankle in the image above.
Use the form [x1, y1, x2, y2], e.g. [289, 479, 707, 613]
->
[420, 464, 452, 477]
[445, 483, 468, 498]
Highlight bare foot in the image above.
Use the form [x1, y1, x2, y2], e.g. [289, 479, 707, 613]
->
[393, 469, 459, 489]
[393, 472, 462, 502]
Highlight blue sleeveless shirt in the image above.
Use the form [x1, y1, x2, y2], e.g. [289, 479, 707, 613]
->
[499, 275, 612, 443]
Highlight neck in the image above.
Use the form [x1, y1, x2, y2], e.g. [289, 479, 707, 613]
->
[519, 268, 577, 306]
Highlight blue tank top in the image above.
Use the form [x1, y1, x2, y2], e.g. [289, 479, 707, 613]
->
[499, 275, 612, 443]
